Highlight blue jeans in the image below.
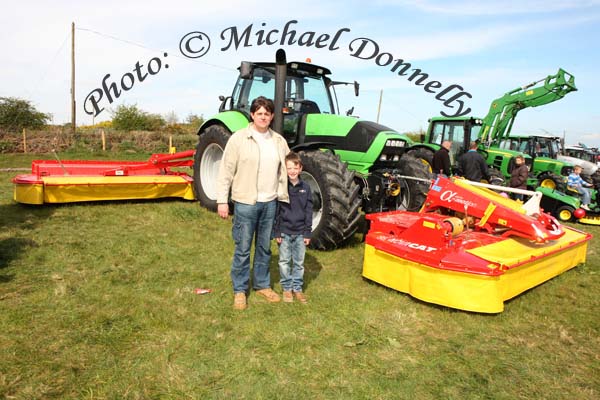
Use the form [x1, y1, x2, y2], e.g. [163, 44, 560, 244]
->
[573, 185, 591, 205]
[278, 233, 306, 292]
[231, 201, 277, 294]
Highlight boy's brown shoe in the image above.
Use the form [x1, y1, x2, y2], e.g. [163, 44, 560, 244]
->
[293, 291, 308, 304]
[282, 291, 293, 303]
[255, 288, 281, 302]
[233, 292, 247, 310]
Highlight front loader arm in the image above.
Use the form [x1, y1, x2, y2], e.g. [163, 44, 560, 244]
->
[479, 68, 577, 144]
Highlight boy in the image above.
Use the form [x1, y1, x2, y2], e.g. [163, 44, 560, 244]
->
[567, 165, 593, 210]
[273, 152, 312, 303]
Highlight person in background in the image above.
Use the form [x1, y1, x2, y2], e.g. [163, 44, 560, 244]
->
[216, 96, 290, 310]
[432, 141, 452, 177]
[458, 141, 488, 182]
[273, 151, 312, 304]
[567, 165, 593, 210]
[509, 155, 528, 201]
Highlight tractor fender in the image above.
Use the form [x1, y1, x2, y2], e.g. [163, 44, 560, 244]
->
[197, 111, 250, 136]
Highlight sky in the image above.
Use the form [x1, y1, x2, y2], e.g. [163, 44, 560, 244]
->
[1, 0, 600, 146]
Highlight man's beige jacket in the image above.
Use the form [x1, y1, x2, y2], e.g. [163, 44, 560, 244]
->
[216, 124, 290, 205]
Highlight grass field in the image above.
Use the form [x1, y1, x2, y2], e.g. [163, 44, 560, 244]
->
[1, 152, 599, 399]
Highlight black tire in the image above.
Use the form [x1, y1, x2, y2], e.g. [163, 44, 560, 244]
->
[538, 171, 564, 191]
[407, 147, 434, 173]
[398, 154, 433, 211]
[485, 168, 505, 186]
[299, 150, 361, 250]
[556, 205, 575, 222]
[193, 125, 231, 210]
[590, 171, 600, 186]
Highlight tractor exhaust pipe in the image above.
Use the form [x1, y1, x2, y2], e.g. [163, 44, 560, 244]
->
[273, 49, 287, 134]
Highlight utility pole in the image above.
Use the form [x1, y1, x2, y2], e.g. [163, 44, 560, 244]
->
[71, 21, 76, 134]
[376, 89, 383, 123]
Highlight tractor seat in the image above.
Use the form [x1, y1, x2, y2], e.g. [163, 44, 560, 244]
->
[566, 186, 582, 196]
[298, 100, 321, 114]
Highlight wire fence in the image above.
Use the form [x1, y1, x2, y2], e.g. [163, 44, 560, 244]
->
[0, 127, 198, 154]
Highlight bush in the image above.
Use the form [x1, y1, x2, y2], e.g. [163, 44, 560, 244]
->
[0, 97, 51, 131]
[111, 104, 165, 131]
[185, 113, 204, 131]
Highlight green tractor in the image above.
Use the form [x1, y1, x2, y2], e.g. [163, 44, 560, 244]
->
[407, 69, 577, 187]
[497, 134, 573, 190]
[193, 50, 431, 250]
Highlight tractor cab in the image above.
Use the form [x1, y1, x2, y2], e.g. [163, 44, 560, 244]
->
[427, 116, 482, 166]
[221, 60, 342, 146]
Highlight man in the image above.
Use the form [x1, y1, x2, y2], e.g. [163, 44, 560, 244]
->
[432, 140, 452, 177]
[216, 96, 290, 310]
[458, 141, 488, 182]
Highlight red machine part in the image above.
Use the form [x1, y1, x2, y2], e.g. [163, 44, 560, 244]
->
[30, 150, 195, 177]
[421, 176, 564, 243]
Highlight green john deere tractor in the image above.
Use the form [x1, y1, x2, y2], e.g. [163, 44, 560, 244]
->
[407, 68, 577, 188]
[193, 50, 431, 250]
[497, 134, 573, 190]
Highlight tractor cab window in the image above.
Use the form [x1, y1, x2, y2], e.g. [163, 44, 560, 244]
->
[534, 138, 552, 157]
[549, 140, 560, 157]
[430, 121, 466, 164]
[519, 140, 530, 154]
[234, 68, 276, 113]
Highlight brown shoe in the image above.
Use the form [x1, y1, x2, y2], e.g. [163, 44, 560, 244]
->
[282, 291, 293, 303]
[293, 291, 307, 304]
[255, 288, 281, 303]
[233, 292, 247, 310]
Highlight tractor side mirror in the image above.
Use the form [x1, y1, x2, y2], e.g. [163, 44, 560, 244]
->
[354, 81, 360, 97]
[239, 62, 254, 79]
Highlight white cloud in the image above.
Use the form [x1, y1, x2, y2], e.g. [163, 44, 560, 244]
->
[387, 0, 600, 15]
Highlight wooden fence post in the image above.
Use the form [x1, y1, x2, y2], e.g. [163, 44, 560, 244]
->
[101, 129, 106, 151]
[22, 128, 27, 153]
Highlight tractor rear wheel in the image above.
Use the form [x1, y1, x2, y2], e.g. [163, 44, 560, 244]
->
[407, 148, 434, 173]
[193, 125, 231, 211]
[538, 172, 564, 191]
[556, 205, 575, 222]
[299, 150, 361, 250]
[398, 154, 433, 211]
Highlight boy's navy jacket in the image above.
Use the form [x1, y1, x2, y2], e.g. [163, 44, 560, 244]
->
[273, 179, 313, 239]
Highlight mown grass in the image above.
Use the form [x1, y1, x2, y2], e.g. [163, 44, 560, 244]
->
[0, 153, 599, 399]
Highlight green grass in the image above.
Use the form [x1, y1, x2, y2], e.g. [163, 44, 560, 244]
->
[1, 153, 599, 399]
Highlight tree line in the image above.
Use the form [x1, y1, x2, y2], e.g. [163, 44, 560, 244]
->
[0, 97, 204, 132]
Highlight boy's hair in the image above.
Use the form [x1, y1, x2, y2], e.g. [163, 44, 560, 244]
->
[574, 165, 583, 172]
[285, 151, 302, 167]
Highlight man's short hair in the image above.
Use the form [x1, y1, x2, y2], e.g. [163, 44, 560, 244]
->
[250, 96, 275, 114]
[470, 141, 478, 150]
[285, 151, 302, 166]
[515, 155, 524, 161]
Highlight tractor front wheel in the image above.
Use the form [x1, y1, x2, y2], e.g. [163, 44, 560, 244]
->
[193, 125, 231, 211]
[398, 154, 433, 211]
[485, 168, 505, 186]
[556, 205, 575, 222]
[299, 150, 361, 250]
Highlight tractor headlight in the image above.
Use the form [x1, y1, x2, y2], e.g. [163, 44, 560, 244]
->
[380, 154, 388, 161]
[386, 140, 405, 148]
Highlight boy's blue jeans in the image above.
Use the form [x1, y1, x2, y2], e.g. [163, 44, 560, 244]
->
[278, 233, 306, 292]
[230, 200, 277, 294]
